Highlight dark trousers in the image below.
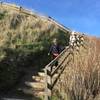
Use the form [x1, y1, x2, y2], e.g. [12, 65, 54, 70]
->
[52, 54, 58, 67]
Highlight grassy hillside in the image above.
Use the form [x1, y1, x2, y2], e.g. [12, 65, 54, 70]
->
[0, 4, 70, 91]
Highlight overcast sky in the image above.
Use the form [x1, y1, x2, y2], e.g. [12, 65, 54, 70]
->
[2, 0, 100, 37]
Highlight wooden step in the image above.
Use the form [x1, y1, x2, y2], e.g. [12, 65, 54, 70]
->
[25, 81, 45, 89]
[32, 76, 44, 82]
[1, 98, 25, 100]
[18, 86, 44, 92]
[38, 72, 45, 77]
[20, 88, 45, 96]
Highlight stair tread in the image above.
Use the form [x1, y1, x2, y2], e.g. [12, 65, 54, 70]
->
[20, 88, 45, 96]
[25, 81, 45, 89]
[32, 76, 44, 82]
[38, 72, 45, 77]
[1, 98, 25, 100]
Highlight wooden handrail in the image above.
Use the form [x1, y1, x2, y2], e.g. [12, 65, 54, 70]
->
[45, 46, 69, 69]
[44, 46, 71, 100]
[51, 52, 70, 77]
[44, 36, 86, 99]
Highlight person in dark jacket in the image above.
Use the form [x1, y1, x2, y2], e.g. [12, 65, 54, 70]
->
[48, 38, 61, 59]
[48, 38, 61, 66]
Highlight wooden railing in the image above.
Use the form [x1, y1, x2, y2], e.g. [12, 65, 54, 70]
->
[44, 46, 72, 100]
[44, 34, 87, 100]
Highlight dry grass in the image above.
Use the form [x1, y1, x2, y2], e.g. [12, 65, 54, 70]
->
[54, 36, 100, 100]
[0, 7, 60, 59]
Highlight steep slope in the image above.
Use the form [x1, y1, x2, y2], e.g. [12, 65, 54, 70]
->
[0, 3, 70, 93]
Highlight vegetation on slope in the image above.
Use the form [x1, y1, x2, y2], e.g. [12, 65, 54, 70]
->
[55, 37, 100, 100]
[0, 6, 70, 91]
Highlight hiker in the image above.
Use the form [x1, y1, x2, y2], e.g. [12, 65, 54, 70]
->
[48, 38, 61, 66]
[48, 38, 61, 59]
[69, 31, 76, 47]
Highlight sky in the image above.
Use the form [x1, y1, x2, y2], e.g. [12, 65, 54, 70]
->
[2, 0, 100, 37]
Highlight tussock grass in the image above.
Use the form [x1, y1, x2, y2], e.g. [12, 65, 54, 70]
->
[55, 37, 100, 100]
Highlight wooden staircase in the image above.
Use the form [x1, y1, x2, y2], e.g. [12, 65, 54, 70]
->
[18, 71, 46, 98]
[17, 34, 86, 100]
[16, 46, 72, 100]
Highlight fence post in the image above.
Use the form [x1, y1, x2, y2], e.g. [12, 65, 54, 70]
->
[44, 68, 49, 100]
[44, 66, 52, 100]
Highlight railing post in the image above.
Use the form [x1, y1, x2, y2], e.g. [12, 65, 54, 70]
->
[44, 66, 52, 100]
[44, 68, 48, 100]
